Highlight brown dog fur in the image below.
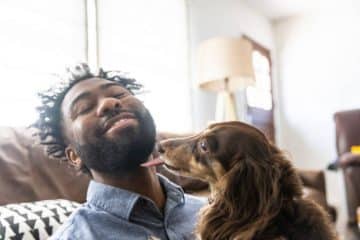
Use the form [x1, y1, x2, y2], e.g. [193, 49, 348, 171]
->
[159, 121, 337, 240]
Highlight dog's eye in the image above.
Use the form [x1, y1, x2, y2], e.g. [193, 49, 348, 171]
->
[199, 140, 209, 153]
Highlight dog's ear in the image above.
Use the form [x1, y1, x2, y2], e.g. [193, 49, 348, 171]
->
[221, 153, 282, 223]
[200, 156, 281, 240]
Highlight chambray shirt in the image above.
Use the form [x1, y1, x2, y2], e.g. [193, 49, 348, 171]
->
[50, 175, 206, 240]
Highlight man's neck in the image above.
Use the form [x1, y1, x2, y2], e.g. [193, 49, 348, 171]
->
[91, 165, 166, 211]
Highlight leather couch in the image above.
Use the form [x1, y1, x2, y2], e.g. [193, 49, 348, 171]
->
[0, 127, 336, 221]
[332, 109, 360, 224]
[0, 127, 90, 205]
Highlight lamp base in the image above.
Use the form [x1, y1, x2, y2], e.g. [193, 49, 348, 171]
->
[215, 91, 238, 122]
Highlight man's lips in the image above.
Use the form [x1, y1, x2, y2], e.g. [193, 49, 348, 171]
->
[103, 112, 137, 134]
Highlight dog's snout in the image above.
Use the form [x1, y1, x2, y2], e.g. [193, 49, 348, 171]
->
[157, 143, 165, 154]
[159, 138, 184, 151]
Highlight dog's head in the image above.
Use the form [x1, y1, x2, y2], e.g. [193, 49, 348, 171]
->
[159, 121, 302, 206]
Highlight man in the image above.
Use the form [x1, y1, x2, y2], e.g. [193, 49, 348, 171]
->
[34, 63, 205, 239]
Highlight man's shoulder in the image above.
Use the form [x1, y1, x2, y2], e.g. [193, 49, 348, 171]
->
[49, 204, 101, 240]
[49, 203, 161, 240]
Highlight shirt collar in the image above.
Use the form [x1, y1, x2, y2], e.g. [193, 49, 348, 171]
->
[86, 174, 185, 220]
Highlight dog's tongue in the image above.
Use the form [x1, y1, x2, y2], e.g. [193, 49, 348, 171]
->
[141, 158, 165, 167]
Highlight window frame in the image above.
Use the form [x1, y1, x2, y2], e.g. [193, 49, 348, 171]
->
[244, 35, 275, 142]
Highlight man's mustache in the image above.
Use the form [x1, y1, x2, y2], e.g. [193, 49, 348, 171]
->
[94, 110, 140, 137]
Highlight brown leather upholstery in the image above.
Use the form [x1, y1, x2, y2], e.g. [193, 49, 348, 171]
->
[0, 127, 90, 204]
[298, 170, 337, 222]
[334, 109, 360, 224]
[335, 109, 360, 156]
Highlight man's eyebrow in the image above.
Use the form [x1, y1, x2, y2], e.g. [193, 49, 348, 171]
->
[100, 82, 124, 90]
[70, 91, 92, 111]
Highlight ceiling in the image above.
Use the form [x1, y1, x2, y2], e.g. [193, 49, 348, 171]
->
[242, 0, 322, 20]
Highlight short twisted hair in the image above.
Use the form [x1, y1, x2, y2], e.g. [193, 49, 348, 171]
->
[32, 63, 142, 173]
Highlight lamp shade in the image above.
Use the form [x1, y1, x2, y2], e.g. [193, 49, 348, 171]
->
[197, 37, 255, 92]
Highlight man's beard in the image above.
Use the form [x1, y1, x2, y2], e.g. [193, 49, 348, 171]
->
[75, 109, 156, 175]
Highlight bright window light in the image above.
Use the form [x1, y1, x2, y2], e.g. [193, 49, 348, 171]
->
[97, 0, 191, 132]
[0, 0, 86, 127]
[246, 51, 273, 110]
[0, 0, 191, 132]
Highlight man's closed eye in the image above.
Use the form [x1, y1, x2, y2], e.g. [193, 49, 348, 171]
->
[74, 103, 95, 116]
[113, 92, 128, 99]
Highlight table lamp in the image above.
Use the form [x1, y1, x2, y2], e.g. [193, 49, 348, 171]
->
[197, 37, 255, 121]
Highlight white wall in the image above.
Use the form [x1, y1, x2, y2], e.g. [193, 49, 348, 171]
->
[274, 0, 360, 170]
[187, 0, 275, 130]
[274, 0, 360, 221]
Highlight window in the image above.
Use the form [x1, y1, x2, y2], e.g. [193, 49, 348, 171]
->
[245, 36, 275, 142]
[246, 51, 272, 110]
[0, 0, 86, 126]
[97, 0, 191, 132]
[0, 0, 191, 132]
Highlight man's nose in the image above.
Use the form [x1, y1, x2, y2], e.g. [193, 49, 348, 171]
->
[96, 98, 121, 117]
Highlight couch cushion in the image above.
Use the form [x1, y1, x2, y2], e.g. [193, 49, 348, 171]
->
[0, 199, 80, 240]
[334, 109, 360, 155]
[0, 127, 90, 204]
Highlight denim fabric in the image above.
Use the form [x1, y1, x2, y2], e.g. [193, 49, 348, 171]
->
[50, 175, 206, 240]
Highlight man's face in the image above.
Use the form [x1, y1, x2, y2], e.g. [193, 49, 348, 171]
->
[61, 77, 156, 175]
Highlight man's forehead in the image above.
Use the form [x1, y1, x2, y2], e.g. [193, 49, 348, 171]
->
[61, 77, 126, 111]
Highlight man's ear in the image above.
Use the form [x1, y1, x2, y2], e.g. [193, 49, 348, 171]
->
[65, 146, 82, 169]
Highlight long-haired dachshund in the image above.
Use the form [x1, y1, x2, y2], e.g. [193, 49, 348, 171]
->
[158, 121, 337, 240]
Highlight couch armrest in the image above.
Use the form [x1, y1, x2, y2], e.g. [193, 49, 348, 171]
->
[339, 152, 360, 168]
[298, 169, 337, 222]
[343, 166, 360, 224]
[297, 169, 326, 194]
